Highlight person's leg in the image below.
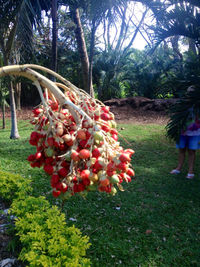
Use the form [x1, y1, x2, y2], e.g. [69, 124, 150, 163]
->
[186, 135, 199, 178]
[187, 149, 196, 174]
[170, 135, 187, 174]
[170, 148, 186, 173]
[176, 148, 186, 171]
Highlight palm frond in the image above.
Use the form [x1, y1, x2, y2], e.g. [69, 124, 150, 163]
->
[166, 87, 200, 141]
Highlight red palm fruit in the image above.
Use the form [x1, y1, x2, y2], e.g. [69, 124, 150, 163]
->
[52, 190, 61, 197]
[45, 157, 54, 165]
[30, 162, 38, 168]
[66, 139, 74, 146]
[69, 122, 77, 131]
[126, 168, 135, 177]
[117, 162, 128, 172]
[27, 154, 35, 162]
[98, 185, 107, 192]
[101, 125, 110, 132]
[93, 161, 103, 171]
[107, 162, 116, 171]
[112, 134, 118, 141]
[101, 106, 110, 113]
[37, 145, 43, 152]
[73, 176, 78, 183]
[101, 113, 110, 121]
[77, 183, 86, 192]
[79, 140, 87, 148]
[119, 153, 131, 163]
[58, 167, 68, 177]
[56, 182, 68, 192]
[47, 137, 54, 146]
[110, 128, 118, 135]
[50, 101, 59, 111]
[124, 149, 135, 156]
[126, 175, 132, 182]
[106, 169, 115, 177]
[94, 114, 100, 121]
[31, 131, 39, 139]
[43, 164, 54, 175]
[61, 161, 69, 168]
[99, 178, 110, 187]
[59, 143, 66, 151]
[53, 140, 60, 148]
[29, 139, 38, 146]
[79, 149, 91, 159]
[85, 131, 91, 139]
[35, 161, 43, 168]
[80, 169, 90, 180]
[92, 168, 98, 174]
[71, 151, 80, 161]
[92, 148, 101, 158]
[77, 130, 86, 140]
[51, 174, 60, 187]
[32, 108, 43, 116]
[82, 178, 90, 186]
[35, 152, 42, 160]
[60, 183, 68, 193]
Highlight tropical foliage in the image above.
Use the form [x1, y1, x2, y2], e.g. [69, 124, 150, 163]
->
[0, 0, 200, 134]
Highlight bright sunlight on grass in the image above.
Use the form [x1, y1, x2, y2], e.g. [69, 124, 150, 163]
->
[1, 119, 200, 266]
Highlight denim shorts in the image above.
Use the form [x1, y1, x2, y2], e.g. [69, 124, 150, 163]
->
[176, 135, 200, 150]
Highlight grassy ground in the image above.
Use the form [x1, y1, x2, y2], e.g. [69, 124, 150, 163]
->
[1, 120, 200, 267]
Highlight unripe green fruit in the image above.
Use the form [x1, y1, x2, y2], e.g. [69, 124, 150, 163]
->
[110, 174, 119, 184]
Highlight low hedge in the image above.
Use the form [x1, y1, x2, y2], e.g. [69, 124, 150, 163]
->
[0, 170, 91, 267]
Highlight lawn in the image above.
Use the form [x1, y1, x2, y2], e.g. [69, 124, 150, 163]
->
[1, 119, 200, 266]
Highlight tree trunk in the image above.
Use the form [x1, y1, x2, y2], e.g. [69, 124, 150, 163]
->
[51, 0, 58, 73]
[188, 38, 197, 56]
[2, 102, 6, 129]
[15, 82, 21, 110]
[88, 19, 96, 98]
[171, 36, 183, 60]
[70, 8, 90, 94]
[9, 81, 20, 139]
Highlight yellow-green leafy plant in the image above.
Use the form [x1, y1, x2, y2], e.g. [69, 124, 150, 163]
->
[0, 170, 91, 266]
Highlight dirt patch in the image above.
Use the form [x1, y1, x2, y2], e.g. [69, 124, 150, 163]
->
[2, 104, 169, 126]
[109, 104, 169, 125]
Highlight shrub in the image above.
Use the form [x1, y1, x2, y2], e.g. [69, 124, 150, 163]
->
[11, 196, 91, 267]
[0, 170, 91, 266]
[0, 170, 32, 202]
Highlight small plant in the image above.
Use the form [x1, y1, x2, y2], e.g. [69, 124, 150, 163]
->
[11, 196, 91, 267]
[0, 170, 91, 266]
[0, 170, 32, 202]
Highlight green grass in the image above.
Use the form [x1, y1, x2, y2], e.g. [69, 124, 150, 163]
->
[1, 119, 200, 266]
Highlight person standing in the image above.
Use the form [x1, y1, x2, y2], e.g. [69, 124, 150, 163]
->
[170, 106, 200, 179]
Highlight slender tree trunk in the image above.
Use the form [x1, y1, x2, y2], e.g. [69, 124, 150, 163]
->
[9, 81, 20, 139]
[88, 19, 97, 98]
[2, 102, 5, 129]
[188, 38, 197, 56]
[70, 8, 90, 94]
[15, 82, 21, 110]
[52, 0, 58, 73]
[171, 36, 183, 60]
